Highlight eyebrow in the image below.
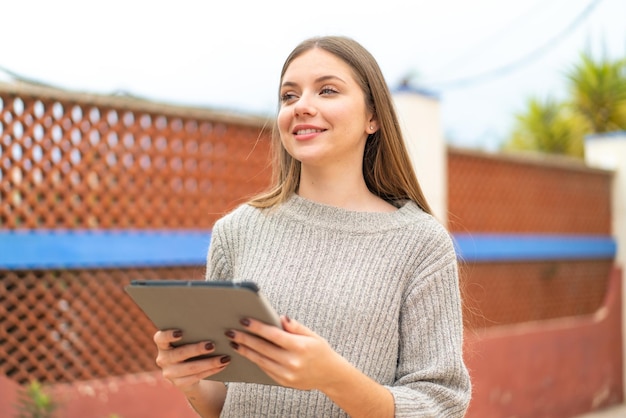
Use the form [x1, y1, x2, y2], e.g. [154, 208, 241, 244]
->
[281, 75, 347, 89]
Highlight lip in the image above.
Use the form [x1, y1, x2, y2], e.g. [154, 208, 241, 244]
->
[292, 124, 326, 140]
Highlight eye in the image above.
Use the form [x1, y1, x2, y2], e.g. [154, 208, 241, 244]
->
[280, 92, 298, 103]
[320, 86, 338, 95]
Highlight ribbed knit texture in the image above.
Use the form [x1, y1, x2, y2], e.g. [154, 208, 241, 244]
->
[205, 194, 471, 417]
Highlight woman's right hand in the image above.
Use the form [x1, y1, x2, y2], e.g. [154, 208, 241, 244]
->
[153, 329, 231, 393]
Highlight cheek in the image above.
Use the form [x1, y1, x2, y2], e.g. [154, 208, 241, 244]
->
[276, 109, 294, 152]
[277, 108, 291, 134]
[328, 99, 367, 130]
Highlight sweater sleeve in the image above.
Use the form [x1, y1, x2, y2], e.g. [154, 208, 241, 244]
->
[204, 218, 234, 282]
[385, 229, 471, 417]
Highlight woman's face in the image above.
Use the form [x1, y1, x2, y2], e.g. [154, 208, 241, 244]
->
[277, 48, 376, 170]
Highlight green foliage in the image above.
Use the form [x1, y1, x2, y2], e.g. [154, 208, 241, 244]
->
[503, 96, 587, 157]
[13, 382, 124, 418]
[15, 381, 58, 418]
[566, 51, 626, 133]
[504, 49, 626, 158]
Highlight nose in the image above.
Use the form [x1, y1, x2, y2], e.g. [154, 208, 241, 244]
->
[293, 93, 316, 117]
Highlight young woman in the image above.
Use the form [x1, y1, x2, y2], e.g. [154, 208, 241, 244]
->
[153, 35, 471, 417]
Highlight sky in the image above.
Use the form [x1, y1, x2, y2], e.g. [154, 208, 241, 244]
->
[2, 0, 625, 151]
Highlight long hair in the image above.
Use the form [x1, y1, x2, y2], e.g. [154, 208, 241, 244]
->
[248, 36, 432, 215]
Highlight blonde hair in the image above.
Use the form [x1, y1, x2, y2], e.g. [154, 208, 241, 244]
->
[249, 36, 432, 215]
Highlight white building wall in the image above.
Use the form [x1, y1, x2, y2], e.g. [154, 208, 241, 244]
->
[393, 90, 447, 225]
[585, 132, 626, 399]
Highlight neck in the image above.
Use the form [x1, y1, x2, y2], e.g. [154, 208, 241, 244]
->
[297, 165, 395, 212]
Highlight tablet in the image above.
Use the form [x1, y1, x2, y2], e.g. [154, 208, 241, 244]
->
[124, 280, 282, 386]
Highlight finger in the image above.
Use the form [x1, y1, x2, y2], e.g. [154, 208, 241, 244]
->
[226, 330, 313, 389]
[226, 332, 285, 374]
[156, 340, 217, 368]
[153, 329, 183, 350]
[163, 355, 231, 387]
[280, 315, 315, 336]
[227, 328, 283, 356]
[237, 318, 290, 348]
[170, 369, 225, 389]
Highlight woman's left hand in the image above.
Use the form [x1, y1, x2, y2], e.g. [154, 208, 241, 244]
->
[225, 315, 344, 391]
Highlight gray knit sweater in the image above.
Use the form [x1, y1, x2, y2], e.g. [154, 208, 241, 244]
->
[205, 194, 471, 417]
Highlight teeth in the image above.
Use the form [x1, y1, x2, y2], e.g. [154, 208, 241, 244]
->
[296, 129, 322, 135]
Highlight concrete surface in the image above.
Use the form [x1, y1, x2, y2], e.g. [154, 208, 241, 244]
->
[573, 404, 626, 417]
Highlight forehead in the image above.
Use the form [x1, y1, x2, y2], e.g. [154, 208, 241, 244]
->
[282, 48, 357, 83]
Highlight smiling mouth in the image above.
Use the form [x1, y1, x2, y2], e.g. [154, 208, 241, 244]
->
[294, 128, 325, 135]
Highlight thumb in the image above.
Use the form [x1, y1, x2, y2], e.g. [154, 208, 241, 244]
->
[281, 315, 314, 336]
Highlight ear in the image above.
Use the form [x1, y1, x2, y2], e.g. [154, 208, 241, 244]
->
[367, 115, 379, 134]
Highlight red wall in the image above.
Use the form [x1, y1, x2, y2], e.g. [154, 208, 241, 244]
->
[465, 266, 623, 418]
[48, 373, 197, 418]
[0, 266, 619, 418]
[0, 375, 19, 417]
[0, 371, 197, 418]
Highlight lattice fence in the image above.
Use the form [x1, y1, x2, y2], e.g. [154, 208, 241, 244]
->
[0, 267, 203, 385]
[0, 258, 613, 385]
[461, 259, 613, 329]
[447, 148, 611, 234]
[447, 148, 614, 329]
[0, 83, 274, 385]
[0, 83, 272, 229]
[0, 83, 615, 386]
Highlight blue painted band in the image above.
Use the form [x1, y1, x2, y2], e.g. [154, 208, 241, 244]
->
[453, 233, 617, 262]
[0, 230, 212, 270]
[585, 131, 626, 140]
[0, 230, 617, 269]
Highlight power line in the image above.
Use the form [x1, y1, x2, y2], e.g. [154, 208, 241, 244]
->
[421, 0, 604, 91]
[429, 0, 559, 77]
